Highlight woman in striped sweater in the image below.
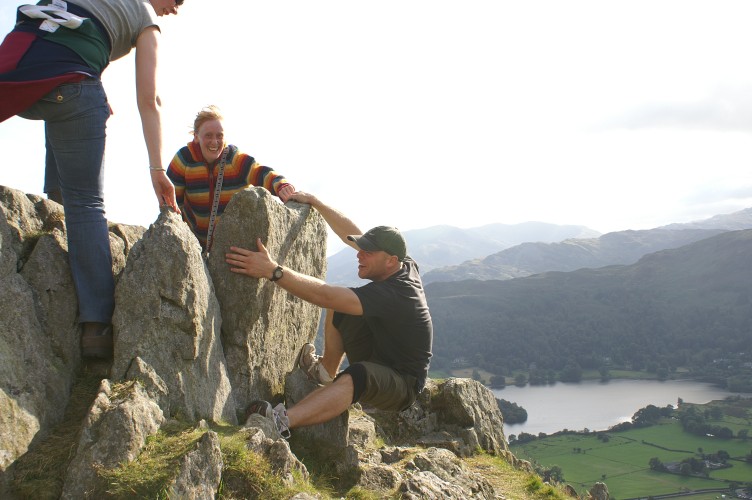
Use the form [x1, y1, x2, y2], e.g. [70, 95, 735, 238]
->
[167, 105, 296, 253]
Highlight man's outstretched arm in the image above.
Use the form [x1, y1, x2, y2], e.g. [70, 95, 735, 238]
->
[288, 192, 361, 249]
[226, 239, 363, 315]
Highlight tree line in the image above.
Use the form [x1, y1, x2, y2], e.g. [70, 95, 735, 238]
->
[426, 230, 752, 390]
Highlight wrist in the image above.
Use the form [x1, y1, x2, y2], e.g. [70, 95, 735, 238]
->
[149, 166, 165, 172]
[269, 264, 284, 282]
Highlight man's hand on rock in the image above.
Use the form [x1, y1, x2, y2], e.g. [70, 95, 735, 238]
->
[226, 238, 277, 280]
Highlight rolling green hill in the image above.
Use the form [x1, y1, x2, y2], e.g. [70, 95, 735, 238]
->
[426, 229, 752, 387]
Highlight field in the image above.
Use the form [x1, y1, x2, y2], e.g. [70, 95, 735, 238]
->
[511, 398, 752, 499]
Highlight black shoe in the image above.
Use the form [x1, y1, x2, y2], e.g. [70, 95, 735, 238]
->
[81, 323, 113, 359]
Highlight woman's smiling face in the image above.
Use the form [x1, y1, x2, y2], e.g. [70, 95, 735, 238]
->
[194, 119, 224, 164]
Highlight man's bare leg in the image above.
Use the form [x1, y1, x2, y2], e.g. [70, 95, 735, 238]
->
[287, 374, 354, 428]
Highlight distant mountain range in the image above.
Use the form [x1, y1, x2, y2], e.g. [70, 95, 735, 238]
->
[326, 207, 752, 286]
[325, 222, 600, 286]
[425, 228, 752, 380]
[422, 207, 752, 284]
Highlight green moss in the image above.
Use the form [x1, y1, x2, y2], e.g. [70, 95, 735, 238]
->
[217, 433, 288, 499]
[100, 421, 201, 498]
[466, 452, 570, 500]
[344, 486, 394, 499]
[524, 474, 564, 498]
[101, 420, 308, 499]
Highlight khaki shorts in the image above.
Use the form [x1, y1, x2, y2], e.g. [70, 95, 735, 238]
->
[341, 361, 418, 411]
[334, 313, 419, 411]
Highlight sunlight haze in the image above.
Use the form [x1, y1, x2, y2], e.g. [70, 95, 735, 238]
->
[2, 1, 751, 256]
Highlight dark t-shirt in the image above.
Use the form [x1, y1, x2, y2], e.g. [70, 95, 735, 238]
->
[350, 257, 433, 382]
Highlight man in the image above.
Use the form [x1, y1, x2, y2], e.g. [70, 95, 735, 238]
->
[225, 192, 433, 438]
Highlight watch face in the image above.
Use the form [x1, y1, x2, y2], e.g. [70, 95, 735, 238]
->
[272, 266, 283, 280]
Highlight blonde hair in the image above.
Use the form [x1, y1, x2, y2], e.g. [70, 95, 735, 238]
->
[193, 105, 223, 135]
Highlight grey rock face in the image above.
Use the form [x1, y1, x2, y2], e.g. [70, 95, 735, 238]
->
[244, 414, 282, 441]
[125, 356, 170, 413]
[369, 378, 508, 458]
[0, 212, 18, 277]
[432, 378, 508, 455]
[61, 380, 164, 499]
[241, 422, 309, 485]
[400, 447, 496, 499]
[357, 464, 403, 491]
[111, 210, 236, 424]
[0, 188, 76, 471]
[267, 439, 309, 485]
[207, 188, 327, 410]
[0, 186, 154, 473]
[19, 231, 79, 367]
[0, 273, 57, 472]
[0, 185, 65, 259]
[400, 470, 472, 499]
[167, 430, 223, 500]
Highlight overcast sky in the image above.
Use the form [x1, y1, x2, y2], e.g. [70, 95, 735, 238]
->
[2, 1, 752, 255]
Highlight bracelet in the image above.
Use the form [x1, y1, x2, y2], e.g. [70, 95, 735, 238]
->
[149, 166, 166, 172]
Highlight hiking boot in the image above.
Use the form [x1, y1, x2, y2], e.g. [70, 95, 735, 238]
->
[245, 400, 291, 439]
[295, 343, 333, 385]
[81, 322, 113, 359]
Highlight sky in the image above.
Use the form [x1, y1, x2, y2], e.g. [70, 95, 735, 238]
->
[2, 1, 752, 256]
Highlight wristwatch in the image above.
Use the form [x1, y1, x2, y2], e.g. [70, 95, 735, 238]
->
[270, 265, 284, 282]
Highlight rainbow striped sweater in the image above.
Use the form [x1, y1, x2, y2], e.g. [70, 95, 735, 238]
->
[167, 142, 291, 250]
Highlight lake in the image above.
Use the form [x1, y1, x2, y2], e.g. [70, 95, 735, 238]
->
[493, 379, 745, 437]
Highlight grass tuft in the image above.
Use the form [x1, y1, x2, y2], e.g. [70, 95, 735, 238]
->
[100, 420, 201, 498]
[466, 453, 569, 500]
[104, 420, 303, 499]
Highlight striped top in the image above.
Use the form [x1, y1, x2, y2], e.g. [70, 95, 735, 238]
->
[167, 141, 292, 250]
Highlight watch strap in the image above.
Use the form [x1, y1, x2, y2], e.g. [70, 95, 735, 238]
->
[270, 265, 284, 282]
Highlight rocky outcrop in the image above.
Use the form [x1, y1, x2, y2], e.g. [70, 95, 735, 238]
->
[0, 186, 143, 474]
[111, 210, 236, 424]
[242, 424, 309, 485]
[0, 270, 59, 472]
[1, 184, 542, 499]
[61, 379, 164, 499]
[367, 378, 508, 458]
[400, 447, 496, 499]
[207, 188, 327, 410]
[0, 191, 74, 473]
[167, 430, 224, 499]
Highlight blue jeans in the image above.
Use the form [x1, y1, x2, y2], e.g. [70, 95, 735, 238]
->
[19, 79, 115, 324]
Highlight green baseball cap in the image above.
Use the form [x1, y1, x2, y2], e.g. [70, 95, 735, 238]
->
[347, 226, 407, 260]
